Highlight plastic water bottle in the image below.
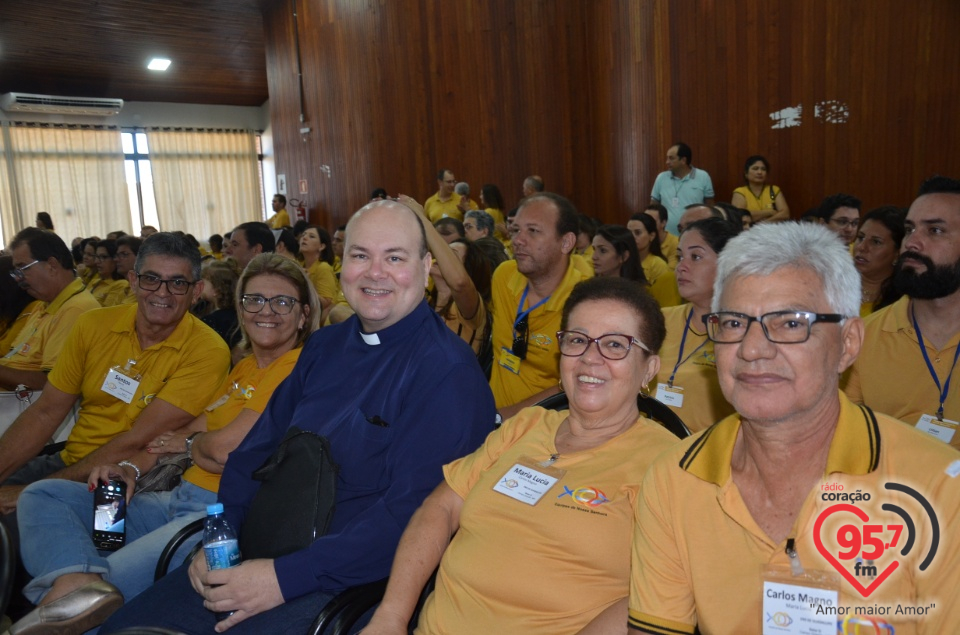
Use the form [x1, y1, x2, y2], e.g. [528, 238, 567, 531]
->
[203, 503, 240, 621]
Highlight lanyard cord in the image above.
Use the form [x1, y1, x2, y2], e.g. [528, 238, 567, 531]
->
[667, 308, 708, 387]
[514, 285, 551, 330]
[911, 303, 960, 421]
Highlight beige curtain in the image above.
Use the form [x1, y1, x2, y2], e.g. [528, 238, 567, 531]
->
[0, 123, 129, 246]
[148, 129, 260, 239]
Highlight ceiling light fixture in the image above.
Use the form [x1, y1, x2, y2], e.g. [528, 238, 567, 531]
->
[147, 58, 171, 71]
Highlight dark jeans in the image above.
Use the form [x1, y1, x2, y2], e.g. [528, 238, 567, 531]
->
[101, 562, 343, 635]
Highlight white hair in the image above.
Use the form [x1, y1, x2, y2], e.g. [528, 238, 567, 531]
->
[712, 222, 861, 317]
[455, 182, 470, 196]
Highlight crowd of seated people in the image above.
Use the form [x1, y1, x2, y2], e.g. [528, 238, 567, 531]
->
[0, 168, 957, 635]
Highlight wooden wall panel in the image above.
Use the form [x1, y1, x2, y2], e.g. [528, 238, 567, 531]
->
[262, 0, 960, 230]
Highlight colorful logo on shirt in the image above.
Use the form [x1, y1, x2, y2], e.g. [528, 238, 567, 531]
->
[766, 611, 793, 627]
[530, 333, 554, 348]
[693, 349, 716, 367]
[557, 485, 609, 507]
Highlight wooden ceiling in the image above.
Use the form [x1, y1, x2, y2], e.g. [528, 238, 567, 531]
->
[0, 0, 268, 106]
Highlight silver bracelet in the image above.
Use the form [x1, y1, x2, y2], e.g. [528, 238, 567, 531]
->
[118, 460, 141, 481]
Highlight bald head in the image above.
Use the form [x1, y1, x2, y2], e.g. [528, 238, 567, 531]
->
[678, 205, 718, 234]
[346, 199, 428, 258]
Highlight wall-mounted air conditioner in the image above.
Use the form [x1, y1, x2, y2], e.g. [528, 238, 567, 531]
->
[0, 93, 124, 116]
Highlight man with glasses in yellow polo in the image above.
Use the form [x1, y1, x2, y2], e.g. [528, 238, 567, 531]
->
[628, 223, 960, 635]
[0, 232, 230, 513]
[0, 228, 100, 392]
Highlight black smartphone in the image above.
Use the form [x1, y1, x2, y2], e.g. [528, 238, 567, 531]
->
[92, 479, 127, 550]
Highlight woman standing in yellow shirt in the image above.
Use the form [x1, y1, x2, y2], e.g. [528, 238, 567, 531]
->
[731, 155, 790, 223]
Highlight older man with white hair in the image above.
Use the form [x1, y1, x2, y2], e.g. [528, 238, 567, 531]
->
[628, 223, 960, 635]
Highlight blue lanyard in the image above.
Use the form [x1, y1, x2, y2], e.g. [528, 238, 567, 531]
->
[667, 308, 708, 387]
[911, 304, 960, 421]
[514, 285, 551, 330]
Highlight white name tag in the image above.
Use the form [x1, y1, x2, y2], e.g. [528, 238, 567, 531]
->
[656, 383, 684, 407]
[101, 370, 140, 404]
[762, 580, 838, 634]
[916, 413, 959, 444]
[493, 463, 559, 505]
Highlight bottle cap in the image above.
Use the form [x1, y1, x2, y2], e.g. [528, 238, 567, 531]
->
[207, 503, 224, 515]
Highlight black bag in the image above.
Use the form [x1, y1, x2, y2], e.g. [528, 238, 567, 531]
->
[239, 427, 339, 559]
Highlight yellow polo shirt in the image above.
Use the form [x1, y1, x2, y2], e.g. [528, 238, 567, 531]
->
[484, 207, 505, 227]
[843, 297, 960, 449]
[418, 407, 680, 634]
[48, 304, 230, 466]
[0, 300, 44, 357]
[424, 193, 477, 223]
[571, 253, 594, 277]
[641, 254, 682, 308]
[268, 208, 291, 229]
[89, 277, 130, 307]
[489, 259, 590, 409]
[306, 260, 339, 304]
[629, 393, 960, 635]
[654, 305, 735, 433]
[660, 231, 679, 270]
[1, 278, 101, 373]
[183, 348, 300, 492]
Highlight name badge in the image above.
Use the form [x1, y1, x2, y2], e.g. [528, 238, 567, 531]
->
[671, 197, 680, 207]
[916, 413, 959, 444]
[101, 369, 141, 404]
[493, 458, 563, 506]
[205, 393, 231, 412]
[762, 579, 838, 634]
[499, 347, 522, 375]
[656, 383, 684, 407]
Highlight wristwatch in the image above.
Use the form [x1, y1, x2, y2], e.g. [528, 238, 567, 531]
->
[185, 432, 201, 459]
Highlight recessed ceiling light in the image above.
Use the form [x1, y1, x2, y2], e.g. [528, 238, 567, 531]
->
[147, 58, 171, 71]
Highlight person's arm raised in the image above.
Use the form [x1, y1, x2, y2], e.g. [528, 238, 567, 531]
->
[397, 194, 480, 321]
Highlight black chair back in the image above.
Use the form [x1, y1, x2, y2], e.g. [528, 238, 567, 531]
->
[534, 392, 691, 439]
[0, 520, 15, 620]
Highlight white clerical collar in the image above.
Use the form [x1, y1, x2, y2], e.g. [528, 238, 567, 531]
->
[359, 331, 381, 346]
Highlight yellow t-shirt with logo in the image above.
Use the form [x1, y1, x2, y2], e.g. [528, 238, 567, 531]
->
[416, 407, 680, 635]
[1, 278, 101, 373]
[654, 304, 734, 433]
[47, 304, 230, 465]
[183, 348, 301, 492]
